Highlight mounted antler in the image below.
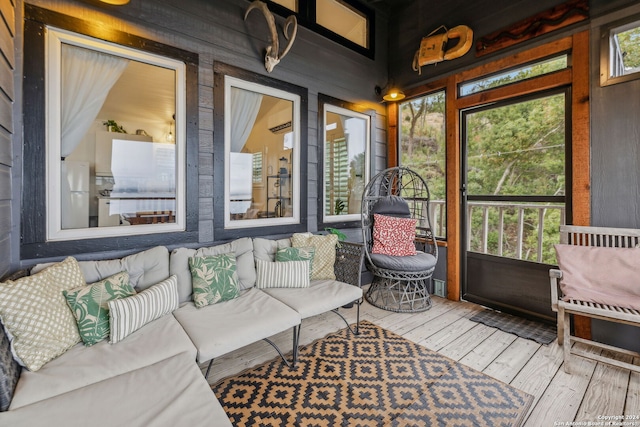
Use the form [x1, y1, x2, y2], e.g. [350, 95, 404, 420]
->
[244, 0, 297, 73]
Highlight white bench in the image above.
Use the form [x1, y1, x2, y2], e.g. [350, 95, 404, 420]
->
[550, 225, 640, 373]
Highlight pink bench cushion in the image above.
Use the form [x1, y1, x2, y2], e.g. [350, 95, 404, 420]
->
[555, 244, 640, 310]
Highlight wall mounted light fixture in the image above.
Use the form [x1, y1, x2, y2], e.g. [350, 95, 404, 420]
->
[375, 83, 405, 102]
[99, 0, 130, 5]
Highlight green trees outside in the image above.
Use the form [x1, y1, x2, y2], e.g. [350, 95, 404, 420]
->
[617, 26, 640, 71]
[399, 60, 567, 264]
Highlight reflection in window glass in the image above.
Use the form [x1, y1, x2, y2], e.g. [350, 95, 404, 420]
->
[323, 104, 369, 222]
[225, 77, 300, 228]
[47, 29, 185, 241]
[270, 0, 298, 11]
[459, 55, 568, 96]
[399, 91, 446, 238]
[316, 0, 368, 48]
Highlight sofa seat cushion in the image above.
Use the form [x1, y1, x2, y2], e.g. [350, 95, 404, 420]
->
[369, 251, 437, 272]
[173, 288, 300, 363]
[9, 314, 195, 409]
[0, 352, 231, 427]
[262, 280, 362, 319]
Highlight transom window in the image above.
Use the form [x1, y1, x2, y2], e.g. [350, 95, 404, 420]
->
[459, 55, 568, 96]
[601, 14, 640, 86]
[267, 0, 374, 57]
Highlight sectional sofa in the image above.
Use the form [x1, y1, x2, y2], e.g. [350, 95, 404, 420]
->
[0, 234, 363, 426]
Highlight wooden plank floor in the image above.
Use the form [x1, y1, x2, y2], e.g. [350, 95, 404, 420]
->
[203, 294, 640, 425]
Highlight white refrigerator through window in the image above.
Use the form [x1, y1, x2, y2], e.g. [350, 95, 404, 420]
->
[62, 160, 90, 229]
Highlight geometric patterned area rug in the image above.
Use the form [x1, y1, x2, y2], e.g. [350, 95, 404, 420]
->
[212, 321, 534, 426]
[469, 309, 557, 345]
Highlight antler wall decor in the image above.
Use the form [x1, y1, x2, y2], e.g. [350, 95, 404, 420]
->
[244, 0, 297, 73]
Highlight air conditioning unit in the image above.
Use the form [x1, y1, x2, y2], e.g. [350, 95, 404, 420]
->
[267, 108, 292, 134]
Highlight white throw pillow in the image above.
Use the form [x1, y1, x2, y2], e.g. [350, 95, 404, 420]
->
[255, 260, 310, 289]
[108, 275, 179, 344]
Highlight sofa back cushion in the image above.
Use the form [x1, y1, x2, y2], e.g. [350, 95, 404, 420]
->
[170, 237, 255, 304]
[253, 237, 292, 262]
[31, 246, 170, 292]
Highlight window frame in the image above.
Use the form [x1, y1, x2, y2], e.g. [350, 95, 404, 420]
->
[600, 13, 640, 87]
[317, 94, 373, 230]
[213, 63, 308, 240]
[22, 5, 199, 259]
[44, 27, 187, 242]
[266, 0, 375, 59]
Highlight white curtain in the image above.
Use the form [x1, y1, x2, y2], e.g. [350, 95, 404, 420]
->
[60, 44, 129, 157]
[230, 87, 263, 152]
[60, 44, 128, 229]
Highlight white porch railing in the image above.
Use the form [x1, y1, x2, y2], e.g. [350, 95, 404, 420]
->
[428, 200, 565, 263]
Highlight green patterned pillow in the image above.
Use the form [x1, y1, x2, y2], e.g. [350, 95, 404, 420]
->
[189, 254, 240, 308]
[63, 272, 136, 347]
[276, 246, 315, 279]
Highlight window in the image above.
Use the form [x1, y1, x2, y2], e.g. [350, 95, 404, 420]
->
[266, 0, 374, 58]
[601, 14, 640, 86]
[213, 63, 308, 239]
[252, 152, 263, 184]
[316, 0, 368, 48]
[459, 55, 568, 96]
[399, 91, 447, 238]
[22, 5, 199, 258]
[320, 100, 371, 226]
[45, 28, 185, 241]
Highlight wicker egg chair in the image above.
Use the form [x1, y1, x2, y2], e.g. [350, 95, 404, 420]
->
[361, 167, 438, 312]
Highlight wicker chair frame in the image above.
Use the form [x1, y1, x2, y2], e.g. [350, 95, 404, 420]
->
[361, 167, 438, 313]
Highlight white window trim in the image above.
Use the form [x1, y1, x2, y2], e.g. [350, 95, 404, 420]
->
[322, 103, 370, 224]
[224, 76, 301, 229]
[45, 27, 187, 241]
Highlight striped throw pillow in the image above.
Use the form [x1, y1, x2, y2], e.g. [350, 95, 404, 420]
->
[108, 275, 179, 344]
[255, 260, 310, 289]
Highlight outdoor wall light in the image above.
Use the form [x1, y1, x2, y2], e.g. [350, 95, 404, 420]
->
[375, 84, 405, 102]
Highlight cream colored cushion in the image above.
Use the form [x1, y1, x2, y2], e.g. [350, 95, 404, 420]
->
[173, 288, 300, 363]
[0, 257, 84, 371]
[291, 233, 338, 280]
[9, 314, 195, 409]
[3, 352, 232, 427]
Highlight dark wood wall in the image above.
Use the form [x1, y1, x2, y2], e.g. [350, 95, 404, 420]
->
[589, 2, 640, 353]
[0, 0, 15, 277]
[11, 0, 389, 267]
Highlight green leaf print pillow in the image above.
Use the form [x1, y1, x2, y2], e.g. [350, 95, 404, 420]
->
[189, 253, 240, 308]
[275, 246, 315, 279]
[63, 271, 136, 346]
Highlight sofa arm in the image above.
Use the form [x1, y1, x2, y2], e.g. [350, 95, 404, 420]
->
[334, 242, 364, 287]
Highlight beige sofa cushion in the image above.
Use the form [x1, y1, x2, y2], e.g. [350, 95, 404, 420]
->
[0, 352, 232, 427]
[31, 246, 170, 291]
[9, 314, 195, 409]
[262, 279, 363, 319]
[170, 237, 255, 303]
[173, 288, 300, 363]
[252, 237, 291, 262]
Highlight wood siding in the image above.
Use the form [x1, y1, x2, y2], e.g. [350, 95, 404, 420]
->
[0, 0, 14, 278]
[13, 0, 388, 266]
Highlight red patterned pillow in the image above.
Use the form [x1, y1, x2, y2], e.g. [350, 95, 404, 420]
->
[371, 214, 417, 256]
